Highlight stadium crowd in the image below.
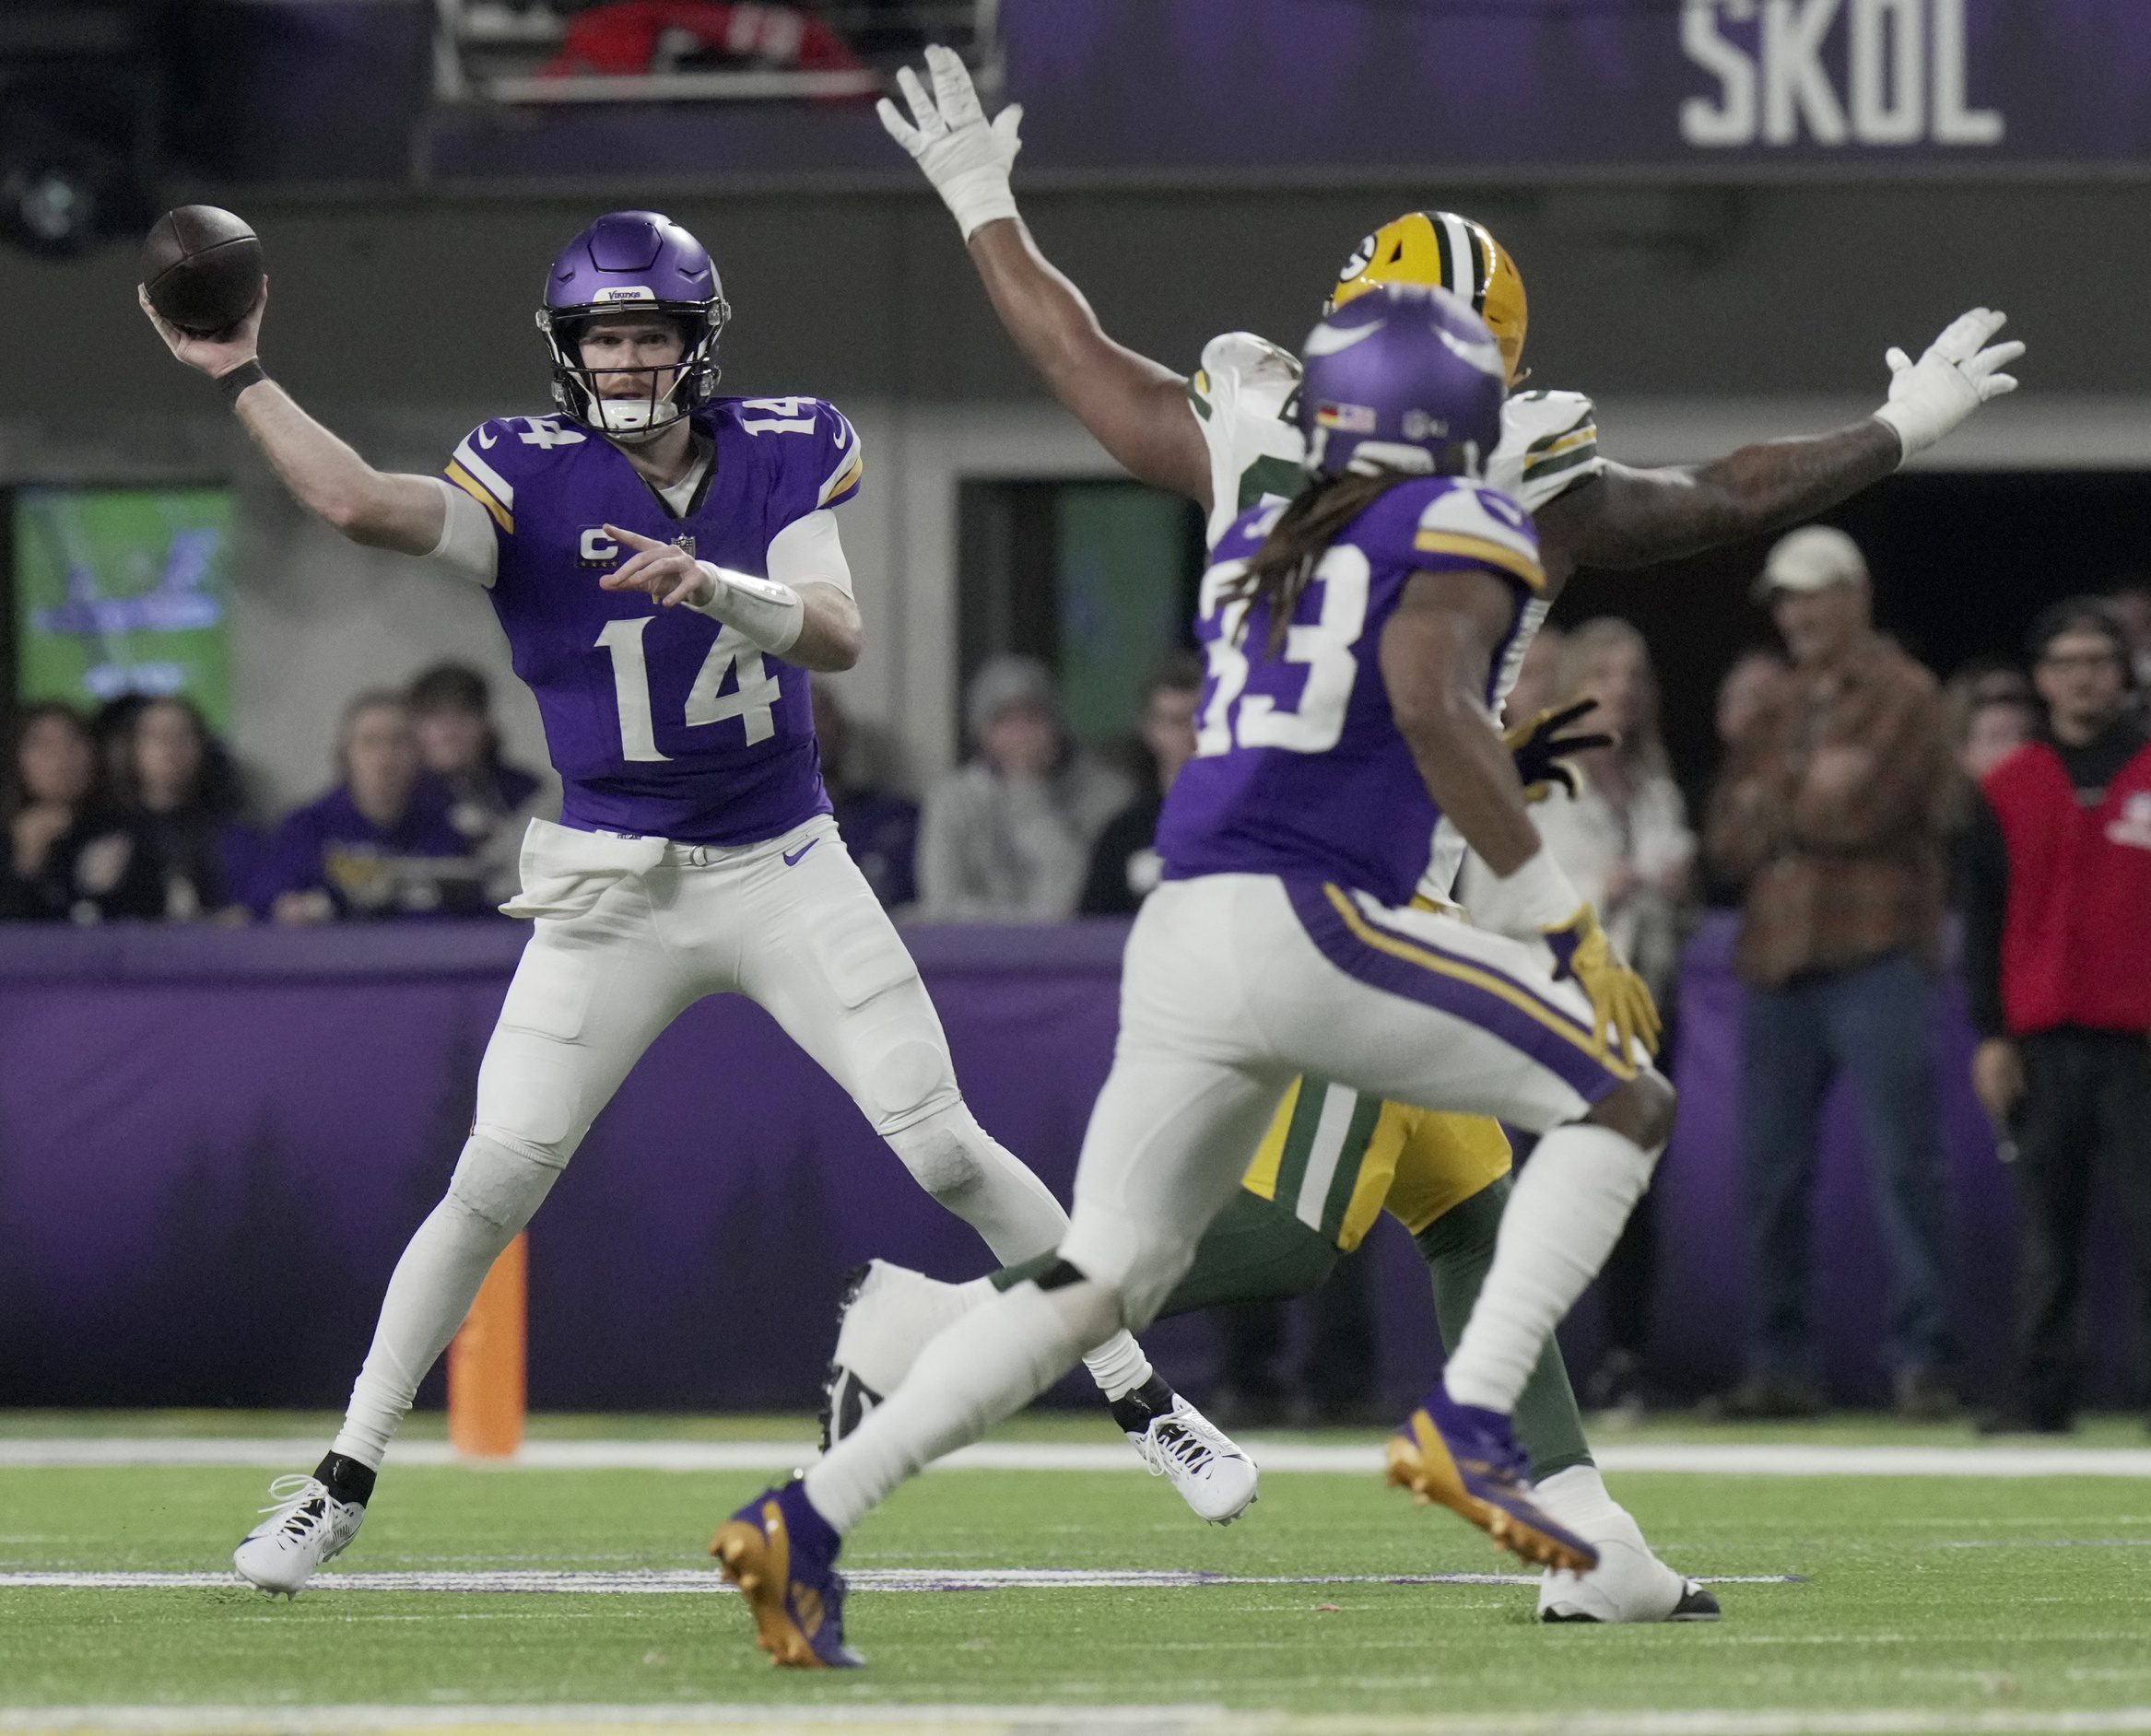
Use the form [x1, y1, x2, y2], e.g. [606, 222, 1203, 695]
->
[1, 663, 545, 925]
[7, 540, 2149, 1429]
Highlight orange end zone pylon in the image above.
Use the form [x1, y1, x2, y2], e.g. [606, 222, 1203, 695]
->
[449, 1233, 527, 1460]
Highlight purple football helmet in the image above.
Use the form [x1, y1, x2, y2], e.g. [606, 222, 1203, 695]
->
[1298, 283, 1506, 481]
[536, 210, 730, 442]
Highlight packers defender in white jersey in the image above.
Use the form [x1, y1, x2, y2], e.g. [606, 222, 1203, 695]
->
[853, 45, 2023, 1625]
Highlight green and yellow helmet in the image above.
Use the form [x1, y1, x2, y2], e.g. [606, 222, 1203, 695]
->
[1327, 211, 1529, 387]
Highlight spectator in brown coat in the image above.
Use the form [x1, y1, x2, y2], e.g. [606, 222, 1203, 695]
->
[1706, 526, 1958, 1420]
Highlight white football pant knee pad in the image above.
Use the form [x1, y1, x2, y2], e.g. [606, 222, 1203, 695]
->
[448, 1132, 567, 1240]
[881, 1101, 1071, 1265]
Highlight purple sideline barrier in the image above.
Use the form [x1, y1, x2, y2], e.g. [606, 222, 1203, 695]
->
[0, 914, 2136, 1412]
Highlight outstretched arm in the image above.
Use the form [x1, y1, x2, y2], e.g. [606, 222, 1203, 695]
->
[882, 46, 1211, 506]
[1539, 422, 1899, 571]
[139, 284, 448, 556]
[1539, 307, 2023, 573]
[967, 220, 1211, 503]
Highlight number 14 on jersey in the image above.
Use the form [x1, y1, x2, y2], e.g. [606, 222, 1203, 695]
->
[595, 616, 781, 762]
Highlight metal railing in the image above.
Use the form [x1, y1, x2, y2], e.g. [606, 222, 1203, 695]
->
[432, 0, 998, 108]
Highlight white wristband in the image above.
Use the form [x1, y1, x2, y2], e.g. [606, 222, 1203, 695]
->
[941, 165, 1019, 241]
[1869, 406, 1919, 467]
[690, 561, 805, 656]
[1489, 847, 1584, 938]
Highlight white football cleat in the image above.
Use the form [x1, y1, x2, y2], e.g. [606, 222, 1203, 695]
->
[819, 1260, 983, 1450]
[232, 1474, 366, 1597]
[1130, 1393, 1260, 1526]
[818, 1261, 1260, 1527]
[1530, 1464, 1719, 1624]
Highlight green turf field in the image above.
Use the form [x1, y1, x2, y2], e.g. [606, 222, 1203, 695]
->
[4, 1412, 2150, 1734]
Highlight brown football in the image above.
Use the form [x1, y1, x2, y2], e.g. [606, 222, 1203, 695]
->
[142, 205, 264, 337]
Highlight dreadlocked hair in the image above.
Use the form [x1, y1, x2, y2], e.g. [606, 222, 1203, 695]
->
[1228, 469, 1422, 656]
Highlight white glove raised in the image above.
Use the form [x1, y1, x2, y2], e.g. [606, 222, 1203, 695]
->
[877, 43, 1024, 241]
[1872, 307, 2024, 463]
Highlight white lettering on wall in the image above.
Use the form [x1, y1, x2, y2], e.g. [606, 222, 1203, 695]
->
[1851, 0, 1923, 144]
[1932, 0, 2004, 142]
[1763, 0, 1847, 146]
[1679, 0, 2004, 147]
[1679, 0, 1757, 145]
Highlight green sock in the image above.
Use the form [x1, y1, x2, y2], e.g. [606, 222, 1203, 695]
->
[1413, 1174, 1594, 1479]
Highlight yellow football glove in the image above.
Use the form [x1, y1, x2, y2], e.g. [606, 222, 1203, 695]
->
[1502, 698, 1616, 804]
[1542, 904, 1662, 1062]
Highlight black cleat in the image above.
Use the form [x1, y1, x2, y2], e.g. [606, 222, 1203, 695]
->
[816, 1264, 884, 1454]
[1670, 1580, 1722, 1621]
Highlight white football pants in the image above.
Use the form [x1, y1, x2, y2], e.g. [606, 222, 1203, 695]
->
[331, 815, 1130, 1470]
[1057, 873, 1650, 1329]
[800, 870, 1661, 1533]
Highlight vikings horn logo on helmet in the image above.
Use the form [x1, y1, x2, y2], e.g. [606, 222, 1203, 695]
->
[1327, 211, 1530, 387]
[1297, 284, 1507, 483]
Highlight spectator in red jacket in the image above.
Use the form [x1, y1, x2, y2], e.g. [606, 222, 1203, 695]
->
[1961, 600, 2151, 1433]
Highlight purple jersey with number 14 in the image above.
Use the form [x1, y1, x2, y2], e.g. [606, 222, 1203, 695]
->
[441, 395, 863, 845]
[1157, 474, 1545, 909]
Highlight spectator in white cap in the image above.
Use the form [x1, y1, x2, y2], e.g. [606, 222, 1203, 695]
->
[916, 655, 1134, 921]
[1706, 523, 1958, 1421]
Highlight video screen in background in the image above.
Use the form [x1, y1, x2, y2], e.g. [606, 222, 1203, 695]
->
[12, 485, 235, 730]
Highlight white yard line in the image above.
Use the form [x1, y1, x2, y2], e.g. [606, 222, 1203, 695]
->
[6, 1707, 2151, 1736]
[5, 1437, 2151, 1477]
[0, 1567, 1801, 1594]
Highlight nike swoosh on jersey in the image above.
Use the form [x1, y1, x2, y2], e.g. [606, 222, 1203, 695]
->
[476, 428, 498, 448]
[782, 839, 819, 867]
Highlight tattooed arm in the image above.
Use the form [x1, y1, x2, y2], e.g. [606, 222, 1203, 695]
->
[1534, 418, 1902, 574]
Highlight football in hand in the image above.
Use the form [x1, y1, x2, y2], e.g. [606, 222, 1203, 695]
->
[141, 205, 264, 337]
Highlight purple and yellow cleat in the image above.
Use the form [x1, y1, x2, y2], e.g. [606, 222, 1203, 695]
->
[1387, 1385, 1599, 1575]
[710, 1479, 863, 1669]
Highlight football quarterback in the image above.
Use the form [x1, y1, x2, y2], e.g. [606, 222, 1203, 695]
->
[854, 44, 2023, 1625]
[139, 207, 1252, 1597]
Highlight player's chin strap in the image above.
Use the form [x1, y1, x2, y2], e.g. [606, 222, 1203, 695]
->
[690, 561, 805, 657]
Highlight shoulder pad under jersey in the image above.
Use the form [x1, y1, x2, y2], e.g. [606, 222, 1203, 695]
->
[1380, 477, 1545, 595]
[1190, 332, 1309, 549]
[443, 415, 589, 534]
[723, 396, 864, 529]
[1489, 389, 1601, 514]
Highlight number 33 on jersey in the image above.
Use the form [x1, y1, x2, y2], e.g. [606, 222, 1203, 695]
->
[1158, 475, 1543, 912]
[441, 396, 862, 846]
